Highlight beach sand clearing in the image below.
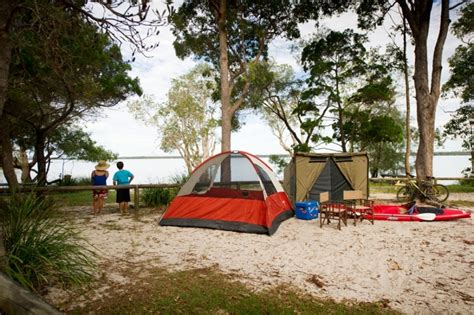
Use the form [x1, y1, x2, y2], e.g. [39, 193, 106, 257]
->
[47, 194, 473, 314]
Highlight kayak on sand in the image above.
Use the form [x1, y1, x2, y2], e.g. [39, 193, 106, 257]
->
[363, 204, 471, 221]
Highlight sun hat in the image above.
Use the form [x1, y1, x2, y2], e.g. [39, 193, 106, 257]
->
[95, 160, 110, 171]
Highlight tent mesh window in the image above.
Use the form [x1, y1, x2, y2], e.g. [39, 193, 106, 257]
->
[191, 153, 271, 199]
[193, 164, 219, 193]
[254, 165, 277, 196]
[309, 158, 352, 202]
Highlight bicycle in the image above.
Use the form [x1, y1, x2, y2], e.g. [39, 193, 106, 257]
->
[395, 175, 449, 203]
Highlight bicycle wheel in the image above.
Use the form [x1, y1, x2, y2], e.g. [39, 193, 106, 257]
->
[427, 184, 449, 202]
[396, 186, 413, 202]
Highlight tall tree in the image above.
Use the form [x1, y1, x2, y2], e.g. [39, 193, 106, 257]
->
[443, 2, 473, 103]
[300, 29, 368, 152]
[0, 0, 165, 121]
[129, 65, 219, 174]
[300, 0, 469, 180]
[442, 2, 473, 175]
[2, 14, 141, 187]
[246, 62, 331, 153]
[344, 109, 404, 177]
[170, 0, 300, 153]
[401, 16, 413, 176]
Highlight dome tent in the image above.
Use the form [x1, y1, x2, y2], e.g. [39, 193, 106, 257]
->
[159, 151, 293, 235]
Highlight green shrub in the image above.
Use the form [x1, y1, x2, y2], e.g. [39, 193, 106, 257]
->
[458, 168, 474, 186]
[142, 173, 188, 207]
[59, 176, 91, 186]
[169, 172, 189, 185]
[142, 187, 176, 207]
[0, 193, 96, 291]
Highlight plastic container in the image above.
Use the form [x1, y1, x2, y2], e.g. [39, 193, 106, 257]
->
[294, 201, 319, 220]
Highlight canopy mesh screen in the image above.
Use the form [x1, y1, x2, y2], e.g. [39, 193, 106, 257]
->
[191, 153, 277, 198]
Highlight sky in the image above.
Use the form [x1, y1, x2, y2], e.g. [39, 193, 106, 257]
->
[83, 1, 465, 158]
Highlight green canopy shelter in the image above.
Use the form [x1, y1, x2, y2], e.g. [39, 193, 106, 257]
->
[283, 152, 369, 203]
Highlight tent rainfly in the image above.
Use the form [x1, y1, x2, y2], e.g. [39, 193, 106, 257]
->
[283, 152, 369, 204]
[159, 151, 293, 235]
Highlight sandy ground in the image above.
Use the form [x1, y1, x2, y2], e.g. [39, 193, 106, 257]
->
[47, 193, 474, 314]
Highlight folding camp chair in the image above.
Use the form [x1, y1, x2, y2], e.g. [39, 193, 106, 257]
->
[319, 191, 348, 230]
[343, 190, 374, 225]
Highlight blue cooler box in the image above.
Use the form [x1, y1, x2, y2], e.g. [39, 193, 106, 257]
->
[294, 201, 319, 220]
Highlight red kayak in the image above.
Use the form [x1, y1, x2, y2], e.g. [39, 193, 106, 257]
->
[364, 204, 471, 221]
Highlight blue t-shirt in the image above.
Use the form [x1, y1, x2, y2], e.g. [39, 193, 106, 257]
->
[113, 169, 133, 185]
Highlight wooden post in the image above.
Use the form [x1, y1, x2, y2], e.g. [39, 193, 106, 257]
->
[134, 185, 139, 212]
[0, 272, 62, 314]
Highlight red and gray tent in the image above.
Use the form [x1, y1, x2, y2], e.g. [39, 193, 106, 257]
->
[159, 151, 293, 235]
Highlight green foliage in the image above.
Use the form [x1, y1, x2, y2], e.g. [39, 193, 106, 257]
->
[246, 62, 315, 153]
[5, 4, 140, 184]
[295, 0, 467, 179]
[58, 176, 92, 187]
[142, 188, 175, 207]
[171, 1, 300, 65]
[442, 105, 474, 151]
[268, 155, 290, 176]
[451, 2, 474, 40]
[300, 29, 393, 151]
[51, 127, 118, 162]
[443, 43, 474, 102]
[142, 173, 189, 207]
[49, 190, 116, 207]
[170, 1, 302, 150]
[9, 9, 141, 114]
[129, 64, 219, 174]
[442, 3, 473, 103]
[459, 168, 474, 187]
[0, 193, 96, 291]
[169, 172, 190, 186]
[342, 107, 404, 177]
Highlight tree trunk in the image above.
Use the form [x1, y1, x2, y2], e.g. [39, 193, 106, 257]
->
[400, 0, 450, 180]
[35, 132, 47, 186]
[413, 39, 435, 180]
[335, 72, 346, 152]
[0, 118, 18, 189]
[402, 17, 411, 175]
[214, 0, 232, 183]
[18, 147, 32, 183]
[0, 0, 12, 120]
[216, 0, 232, 153]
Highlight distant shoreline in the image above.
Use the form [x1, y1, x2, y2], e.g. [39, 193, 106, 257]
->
[51, 151, 471, 160]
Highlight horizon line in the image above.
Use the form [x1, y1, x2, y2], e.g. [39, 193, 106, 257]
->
[51, 151, 470, 160]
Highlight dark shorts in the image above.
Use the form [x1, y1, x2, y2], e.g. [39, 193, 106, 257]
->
[116, 188, 131, 203]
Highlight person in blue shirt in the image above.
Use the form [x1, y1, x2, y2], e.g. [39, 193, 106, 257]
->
[91, 160, 110, 215]
[113, 161, 134, 215]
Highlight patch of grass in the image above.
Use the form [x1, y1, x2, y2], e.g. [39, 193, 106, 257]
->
[446, 184, 474, 193]
[370, 182, 474, 195]
[50, 190, 116, 207]
[70, 267, 399, 315]
[0, 193, 97, 291]
[369, 182, 398, 194]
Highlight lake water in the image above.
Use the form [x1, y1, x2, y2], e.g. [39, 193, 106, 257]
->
[0, 155, 470, 185]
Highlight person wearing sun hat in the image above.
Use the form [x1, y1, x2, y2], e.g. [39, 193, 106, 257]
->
[91, 160, 110, 215]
